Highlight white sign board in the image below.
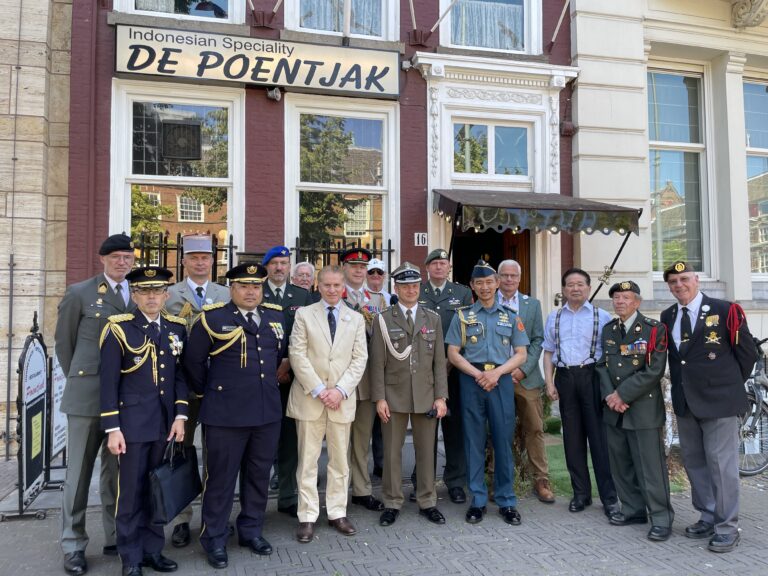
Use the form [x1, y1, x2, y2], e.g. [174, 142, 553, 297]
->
[22, 339, 47, 403]
[414, 233, 428, 247]
[51, 355, 68, 458]
[116, 25, 400, 98]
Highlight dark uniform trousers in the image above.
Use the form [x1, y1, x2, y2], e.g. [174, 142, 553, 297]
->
[554, 365, 616, 503]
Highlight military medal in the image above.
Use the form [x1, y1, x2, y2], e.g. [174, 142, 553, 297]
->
[470, 336, 478, 343]
[705, 315, 719, 327]
[708, 352, 717, 360]
[133, 356, 142, 365]
[632, 359, 640, 366]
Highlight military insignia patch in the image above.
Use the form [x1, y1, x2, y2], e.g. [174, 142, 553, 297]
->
[247, 265, 257, 274]
[133, 356, 142, 365]
[674, 262, 685, 272]
[708, 352, 717, 360]
[621, 282, 631, 290]
[705, 315, 719, 327]
[440, 251, 447, 259]
[705, 331, 721, 345]
[517, 317, 525, 332]
[145, 269, 157, 277]
[98, 282, 108, 294]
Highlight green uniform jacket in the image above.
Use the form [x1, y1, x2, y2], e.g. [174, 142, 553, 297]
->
[165, 279, 231, 330]
[419, 280, 473, 339]
[370, 305, 448, 413]
[596, 312, 668, 430]
[55, 274, 136, 417]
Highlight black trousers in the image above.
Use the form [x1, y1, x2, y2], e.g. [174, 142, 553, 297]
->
[200, 422, 280, 551]
[277, 382, 299, 509]
[555, 365, 616, 504]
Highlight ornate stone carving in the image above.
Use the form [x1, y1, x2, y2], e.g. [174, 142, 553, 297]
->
[430, 87, 440, 178]
[446, 87, 542, 104]
[549, 95, 560, 183]
[732, 0, 768, 28]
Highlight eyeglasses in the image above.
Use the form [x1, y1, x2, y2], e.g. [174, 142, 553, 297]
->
[367, 270, 384, 276]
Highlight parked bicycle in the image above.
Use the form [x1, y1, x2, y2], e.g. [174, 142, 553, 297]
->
[739, 336, 768, 476]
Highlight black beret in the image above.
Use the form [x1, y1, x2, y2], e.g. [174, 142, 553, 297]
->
[608, 280, 641, 297]
[99, 234, 134, 255]
[663, 260, 695, 282]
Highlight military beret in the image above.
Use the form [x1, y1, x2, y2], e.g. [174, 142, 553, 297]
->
[425, 248, 450, 265]
[663, 260, 695, 282]
[470, 259, 496, 279]
[99, 233, 134, 255]
[182, 234, 213, 255]
[392, 262, 422, 284]
[340, 247, 372, 264]
[126, 266, 173, 288]
[609, 280, 641, 297]
[226, 263, 267, 284]
[262, 245, 291, 266]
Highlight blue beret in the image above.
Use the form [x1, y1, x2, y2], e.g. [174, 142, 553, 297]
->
[263, 246, 290, 266]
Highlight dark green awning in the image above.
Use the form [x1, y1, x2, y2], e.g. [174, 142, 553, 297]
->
[433, 189, 641, 235]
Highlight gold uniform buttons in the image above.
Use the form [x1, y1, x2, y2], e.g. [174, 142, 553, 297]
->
[78, 370, 84, 376]
[95, 313, 101, 318]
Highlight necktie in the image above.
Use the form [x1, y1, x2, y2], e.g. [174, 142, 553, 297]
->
[195, 286, 205, 308]
[434, 288, 441, 297]
[406, 309, 414, 334]
[680, 306, 692, 348]
[115, 283, 126, 306]
[246, 311, 258, 328]
[620, 322, 626, 339]
[327, 306, 336, 342]
[148, 321, 160, 343]
[274, 287, 282, 304]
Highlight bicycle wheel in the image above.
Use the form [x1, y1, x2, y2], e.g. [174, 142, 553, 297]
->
[739, 392, 768, 476]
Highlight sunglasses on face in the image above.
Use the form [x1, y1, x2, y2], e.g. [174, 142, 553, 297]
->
[368, 270, 384, 276]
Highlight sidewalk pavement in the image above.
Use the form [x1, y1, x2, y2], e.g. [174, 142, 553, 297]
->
[0, 438, 766, 576]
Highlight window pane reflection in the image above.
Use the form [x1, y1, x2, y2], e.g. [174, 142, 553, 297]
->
[647, 73, 701, 144]
[748, 156, 768, 273]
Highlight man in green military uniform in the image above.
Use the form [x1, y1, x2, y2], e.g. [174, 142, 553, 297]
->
[370, 262, 448, 527]
[55, 233, 136, 575]
[414, 248, 473, 504]
[596, 281, 674, 542]
[164, 234, 230, 548]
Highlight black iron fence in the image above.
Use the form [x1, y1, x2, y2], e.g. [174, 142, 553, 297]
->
[133, 232, 236, 283]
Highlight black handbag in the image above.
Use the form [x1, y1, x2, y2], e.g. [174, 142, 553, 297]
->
[149, 440, 202, 525]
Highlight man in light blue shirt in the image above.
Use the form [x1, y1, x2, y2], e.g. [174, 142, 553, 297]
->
[543, 268, 618, 517]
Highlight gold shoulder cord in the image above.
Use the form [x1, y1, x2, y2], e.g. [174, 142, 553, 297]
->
[99, 320, 158, 384]
[199, 312, 248, 368]
[458, 309, 468, 349]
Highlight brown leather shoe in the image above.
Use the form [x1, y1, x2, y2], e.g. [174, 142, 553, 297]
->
[328, 517, 357, 536]
[296, 522, 314, 543]
[533, 478, 555, 503]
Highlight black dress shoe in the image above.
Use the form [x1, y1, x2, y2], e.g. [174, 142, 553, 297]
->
[685, 520, 715, 539]
[269, 472, 279, 491]
[122, 566, 142, 576]
[206, 547, 228, 569]
[419, 507, 446, 525]
[63, 551, 88, 576]
[568, 497, 592, 513]
[239, 535, 273, 556]
[499, 507, 522, 526]
[465, 506, 486, 524]
[708, 532, 740, 553]
[171, 523, 190, 548]
[603, 501, 621, 517]
[141, 553, 178, 572]
[448, 487, 466, 504]
[103, 545, 118, 556]
[648, 526, 672, 541]
[372, 465, 383, 478]
[350, 494, 385, 511]
[609, 512, 648, 526]
[379, 508, 399, 526]
[278, 504, 298, 518]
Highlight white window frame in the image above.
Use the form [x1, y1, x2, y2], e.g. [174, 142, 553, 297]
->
[285, 0, 399, 42]
[177, 195, 205, 222]
[744, 78, 768, 279]
[647, 63, 716, 281]
[438, 0, 542, 56]
[344, 198, 371, 237]
[284, 92, 400, 266]
[451, 119, 532, 182]
[114, 0, 245, 25]
[110, 79, 245, 249]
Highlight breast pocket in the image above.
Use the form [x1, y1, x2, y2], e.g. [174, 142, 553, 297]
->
[495, 324, 513, 347]
[420, 331, 436, 351]
[388, 330, 407, 351]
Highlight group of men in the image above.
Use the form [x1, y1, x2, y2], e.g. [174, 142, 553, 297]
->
[55, 231, 756, 575]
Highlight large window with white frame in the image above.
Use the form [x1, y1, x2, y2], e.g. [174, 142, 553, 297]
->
[439, 0, 541, 55]
[111, 80, 244, 269]
[285, 0, 399, 42]
[647, 71, 707, 273]
[744, 81, 768, 275]
[453, 121, 530, 177]
[114, 0, 244, 23]
[285, 94, 398, 265]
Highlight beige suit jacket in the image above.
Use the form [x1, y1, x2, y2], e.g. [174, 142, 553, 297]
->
[287, 301, 368, 423]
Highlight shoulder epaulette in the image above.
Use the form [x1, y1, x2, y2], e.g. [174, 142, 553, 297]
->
[203, 301, 226, 311]
[162, 313, 187, 326]
[423, 307, 439, 317]
[500, 304, 517, 314]
[107, 313, 134, 323]
[643, 316, 659, 326]
[456, 304, 473, 311]
[261, 302, 283, 311]
[607, 317, 620, 325]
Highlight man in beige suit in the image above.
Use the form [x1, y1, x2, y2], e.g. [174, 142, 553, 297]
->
[287, 265, 368, 543]
[371, 262, 448, 527]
